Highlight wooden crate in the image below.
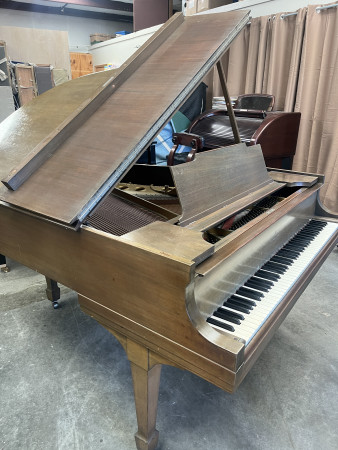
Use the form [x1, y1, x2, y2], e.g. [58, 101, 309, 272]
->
[70, 52, 93, 79]
[94, 64, 106, 72]
[15, 64, 37, 106]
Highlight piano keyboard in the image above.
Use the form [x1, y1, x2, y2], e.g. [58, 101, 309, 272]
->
[207, 219, 338, 345]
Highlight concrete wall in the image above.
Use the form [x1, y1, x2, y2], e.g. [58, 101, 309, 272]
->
[0, 8, 133, 52]
[90, 24, 161, 67]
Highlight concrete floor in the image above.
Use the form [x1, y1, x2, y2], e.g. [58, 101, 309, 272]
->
[0, 250, 338, 450]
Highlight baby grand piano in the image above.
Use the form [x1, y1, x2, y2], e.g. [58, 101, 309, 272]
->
[0, 11, 337, 450]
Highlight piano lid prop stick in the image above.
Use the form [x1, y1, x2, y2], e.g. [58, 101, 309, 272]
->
[216, 61, 241, 144]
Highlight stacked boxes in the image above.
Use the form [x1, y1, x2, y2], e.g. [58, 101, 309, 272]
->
[90, 34, 114, 46]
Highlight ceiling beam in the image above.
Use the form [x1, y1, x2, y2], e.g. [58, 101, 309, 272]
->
[0, 0, 133, 21]
[39, 0, 133, 12]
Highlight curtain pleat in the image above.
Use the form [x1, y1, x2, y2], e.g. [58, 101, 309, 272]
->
[264, 11, 306, 111]
[293, 4, 338, 212]
[284, 8, 307, 111]
[213, 23, 251, 96]
[211, 2, 338, 212]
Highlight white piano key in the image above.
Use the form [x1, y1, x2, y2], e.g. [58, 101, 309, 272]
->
[208, 220, 338, 345]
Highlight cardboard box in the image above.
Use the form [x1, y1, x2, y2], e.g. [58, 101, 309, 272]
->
[197, 0, 233, 13]
[90, 33, 114, 46]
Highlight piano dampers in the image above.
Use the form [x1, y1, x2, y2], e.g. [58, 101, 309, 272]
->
[87, 193, 167, 236]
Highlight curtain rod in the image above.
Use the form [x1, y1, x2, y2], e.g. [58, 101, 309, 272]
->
[281, 12, 298, 19]
[245, 3, 337, 25]
[316, 3, 338, 13]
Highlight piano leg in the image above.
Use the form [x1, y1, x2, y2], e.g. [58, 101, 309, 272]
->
[129, 342, 161, 450]
[79, 299, 164, 450]
[0, 254, 10, 273]
[45, 277, 61, 309]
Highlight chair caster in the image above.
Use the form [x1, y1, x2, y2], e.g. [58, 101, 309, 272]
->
[1, 266, 10, 273]
[53, 301, 60, 309]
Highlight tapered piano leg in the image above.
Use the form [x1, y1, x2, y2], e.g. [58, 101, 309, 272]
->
[45, 277, 61, 308]
[130, 362, 161, 450]
[80, 317, 164, 450]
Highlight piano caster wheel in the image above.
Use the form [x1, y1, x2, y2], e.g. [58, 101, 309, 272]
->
[53, 301, 60, 309]
[1, 266, 10, 273]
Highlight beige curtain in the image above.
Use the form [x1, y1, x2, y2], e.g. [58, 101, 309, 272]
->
[293, 4, 338, 212]
[213, 21, 251, 96]
[212, 3, 338, 212]
[214, 12, 306, 107]
[265, 10, 307, 110]
[284, 8, 307, 111]
[213, 17, 271, 97]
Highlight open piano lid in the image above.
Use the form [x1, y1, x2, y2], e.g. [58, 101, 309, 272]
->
[0, 11, 250, 228]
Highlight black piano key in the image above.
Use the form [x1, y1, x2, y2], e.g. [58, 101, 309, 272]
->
[297, 231, 317, 238]
[236, 287, 263, 300]
[250, 276, 274, 287]
[223, 300, 250, 314]
[283, 245, 302, 255]
[271, 255, 293, 266]
[299, 230, 320, 237]
[304, 225, 324, 232]
[311, 219, 327, 224]
[256, 269, 280, 281]
[218, 307, 244, 321]
[305, 221, 324, 228]
[306, 220, 326, 228]
[214, 310, 241, 325]
[284, 243, 306, 251]
[278, 247, 300, 256]
[289, 237, 310, 245]
[228, 295, 255, 308]
[207, 219, 330, 334]
[207, 317, 235, 332]
[290, 235, 310, 242]
[275, 251, 298, 261]
[244, 280, 269, 292]
[305, 221, 325, 228]
[300, 225, 319, 231]
[247, 277, 272, 288]
[262, 262, 287, 274]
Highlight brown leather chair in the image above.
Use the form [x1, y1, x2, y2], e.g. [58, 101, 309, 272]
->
[168, 109, 301, 169]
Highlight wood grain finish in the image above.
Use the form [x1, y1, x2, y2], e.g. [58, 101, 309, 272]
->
[188, 110, 301, 169]
[216, 61, 241, 143]
[251, 112, 301, 159]
[170, 144, 283, 229]
[0, 203, 244, 382]
[1, 13, 184, 192]
[121, 221, 214, 264]
[196, 183, 323, 276]
[15, 64, 37, 106]
[70, 52, 93, 79]
[0, 11, 250, 224]
[268, 171, 318, 187]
